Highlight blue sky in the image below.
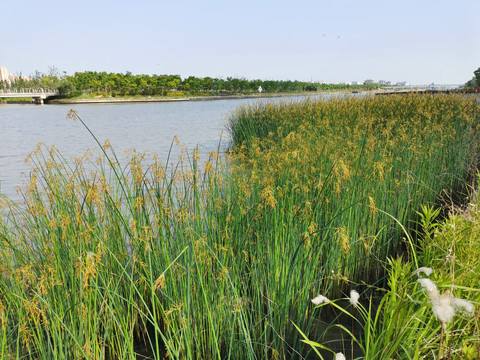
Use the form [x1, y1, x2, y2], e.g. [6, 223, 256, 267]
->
[2, 0, 479, 84]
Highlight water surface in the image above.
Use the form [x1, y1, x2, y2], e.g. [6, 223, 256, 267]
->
[0, 96, 321, 199]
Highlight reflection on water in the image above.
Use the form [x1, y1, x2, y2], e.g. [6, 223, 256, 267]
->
[0, 95, 330, 199]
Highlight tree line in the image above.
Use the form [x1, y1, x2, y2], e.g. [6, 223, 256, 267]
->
[1, 69, 372, 97]
[63, 71, 368, 96]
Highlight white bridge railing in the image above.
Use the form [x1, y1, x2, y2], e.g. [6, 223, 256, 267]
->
[0, 89, 59, 104]
[0, 88, 58, 95]
[381, 84, 462, 91]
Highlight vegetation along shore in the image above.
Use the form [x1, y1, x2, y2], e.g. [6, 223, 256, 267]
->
[47, 92, 336, 105]
[0, 92, 340, 105]
[0, 69, 379, 105]
[1, 93, 480, 359]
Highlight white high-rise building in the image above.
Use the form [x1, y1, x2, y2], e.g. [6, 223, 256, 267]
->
[0, 66, 9, 84]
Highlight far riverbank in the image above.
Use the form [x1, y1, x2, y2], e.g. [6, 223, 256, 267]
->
[1, 91, 364, 105]
[50, 93, 309, 105]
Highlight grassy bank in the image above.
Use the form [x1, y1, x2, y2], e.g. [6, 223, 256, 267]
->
[48, 90, 358, 105]
[0, 97, 34, 104]
[0, 94, 479, 359]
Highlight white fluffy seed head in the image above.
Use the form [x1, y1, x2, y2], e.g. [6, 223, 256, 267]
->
[417, 276, 475, 328]
[335, 353, 346, 360]
[349, 290, 360, 308]
[451, 297, 475, 316]
[431, 291, 455, 325]
[417, 278, 440, 300]
[413, 267, 433, 277]
[311, 294, 330, 305]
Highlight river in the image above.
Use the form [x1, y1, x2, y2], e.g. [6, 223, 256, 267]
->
[0, 95, 324, 200]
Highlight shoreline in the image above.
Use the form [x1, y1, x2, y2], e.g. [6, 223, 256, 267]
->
[49, 93, 322, 105]
[1, 92, 352, 105]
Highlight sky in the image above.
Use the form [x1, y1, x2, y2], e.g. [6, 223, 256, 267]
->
[2, 0, 479, 85]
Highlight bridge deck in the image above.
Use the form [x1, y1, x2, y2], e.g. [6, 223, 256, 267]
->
[0, 89, 58, 98]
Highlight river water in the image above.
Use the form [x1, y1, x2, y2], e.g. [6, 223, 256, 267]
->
[0, 95, 322, 200]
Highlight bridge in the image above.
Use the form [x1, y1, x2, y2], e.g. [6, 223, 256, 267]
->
[0, 89, 59, 104]
[380, 84, 462, 92]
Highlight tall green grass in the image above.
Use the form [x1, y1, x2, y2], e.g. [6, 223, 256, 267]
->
[0, 94, 479, 359]
[228, 94, 480, 283]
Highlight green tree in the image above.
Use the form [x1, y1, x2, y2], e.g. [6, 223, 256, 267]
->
[202, 77, 214, 93]
[57, 80, 76, 97]
[465, 78, 478, 89]
[465, 67, 480, 89]
[167, 75, 181, 91]
[474, 67, 480, 87]
[183, 76, 201, 93]
[154, 75, 167, 96]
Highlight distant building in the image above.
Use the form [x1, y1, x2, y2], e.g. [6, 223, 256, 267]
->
[0, 66, 9, 84]
[0, 67, 30, 85]
[363, 79, 375, 84]
[9, 73, 19, 83]
[395, 81, 409, 86]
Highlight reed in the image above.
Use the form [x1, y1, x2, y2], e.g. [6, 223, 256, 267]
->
[0, 93, 479, 359]
[228, 94, 480, 286]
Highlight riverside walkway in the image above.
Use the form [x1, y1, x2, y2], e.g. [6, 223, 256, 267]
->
[0, 89, 58, 104]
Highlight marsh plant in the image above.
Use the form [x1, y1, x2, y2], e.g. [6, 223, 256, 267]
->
[417, 272, 474, 359]
[0, 94, 479, 359]
[228, 94, 480, 288]
[299, 263, 476, 359]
